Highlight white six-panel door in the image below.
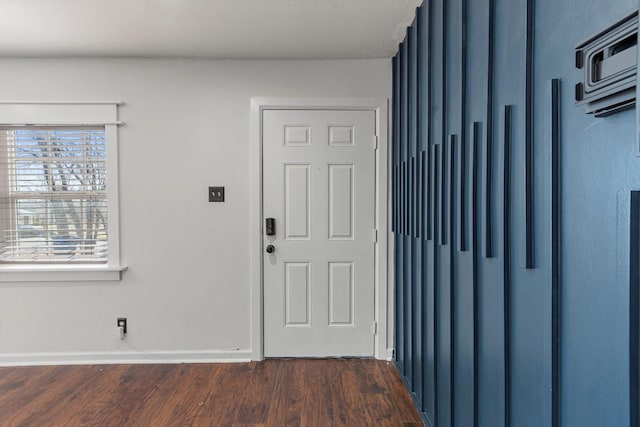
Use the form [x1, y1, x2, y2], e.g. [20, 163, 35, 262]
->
[262, 109, 376, 357]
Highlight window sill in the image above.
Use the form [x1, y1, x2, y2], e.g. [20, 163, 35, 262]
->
[0, 265, 128, 282]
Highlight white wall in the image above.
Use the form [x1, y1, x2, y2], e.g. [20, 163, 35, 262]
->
[0, 58, 391, 363]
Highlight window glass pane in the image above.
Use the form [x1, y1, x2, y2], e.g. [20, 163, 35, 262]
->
[0, 127, 108, 263]
[12, 129, 106, 193]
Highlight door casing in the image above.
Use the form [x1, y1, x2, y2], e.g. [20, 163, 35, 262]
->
[249, 97, 390, 361]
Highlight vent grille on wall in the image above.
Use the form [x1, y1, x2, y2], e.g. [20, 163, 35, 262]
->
[575, 11, 638, 117]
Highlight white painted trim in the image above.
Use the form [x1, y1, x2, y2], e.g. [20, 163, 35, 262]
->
[0, 349, 251, 367]
[0, 121, 125, 126]
[0, 101, 125, 105]
[0, 265, 127, 282]
[249, 98, 264, 361]
[386, 347, 395, 361]
[105, 123, 122, 270]
[387, 122, 396, 361]
[249, 97, 389, 361]
[0, 102, 119, 125]
[375, 99, 390, 361]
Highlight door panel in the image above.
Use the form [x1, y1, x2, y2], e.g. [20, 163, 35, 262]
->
[284, 165, 311, 240]
[263, 109, 376, 357]
[328, 164, 354, 239]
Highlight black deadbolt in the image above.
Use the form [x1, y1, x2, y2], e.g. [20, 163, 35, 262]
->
[265, 218, 276, 236]
[266, 245, 275, 254]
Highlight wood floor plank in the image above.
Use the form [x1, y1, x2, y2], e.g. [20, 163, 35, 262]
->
[189, 362, 252, 427]
[45, 365, 129, 426]
[0, 365, 57, 409]
[0, 359, 423, 426]
[3, 365, 107, 426]
[265, 359, 305, 426]
[351, 359, 400, 426]
[300, 359, 336, 427]
[82, 364, 175, 425]
[235, 360, 281, 424]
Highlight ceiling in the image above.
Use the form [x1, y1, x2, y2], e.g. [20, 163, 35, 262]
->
[0, 0, 422, 59]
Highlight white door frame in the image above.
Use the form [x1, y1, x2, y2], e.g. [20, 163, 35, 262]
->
[249, 97, 389, 361]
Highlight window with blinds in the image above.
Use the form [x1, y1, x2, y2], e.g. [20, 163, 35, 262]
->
[0, 126, 108, 263]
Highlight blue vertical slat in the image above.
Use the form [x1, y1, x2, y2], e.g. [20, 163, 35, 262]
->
[631, 191, 640, 427]
[433, 143, 441, 426]
[551, 78, 561, 427]
[472, 122, 481, 427]
[401, 37, 412, 382]
[392, 55, 398, 234]
[418, 3, 436, 421]
[396, 41, 405, 375]
[449, 134, 458, 427]
[408, 21, 422, 399]
[503, 105, 513, 427]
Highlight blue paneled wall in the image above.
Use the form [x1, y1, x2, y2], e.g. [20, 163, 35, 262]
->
[392, 0, 638, 426]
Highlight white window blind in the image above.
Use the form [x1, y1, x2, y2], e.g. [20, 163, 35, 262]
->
[0, 126, 108, 263]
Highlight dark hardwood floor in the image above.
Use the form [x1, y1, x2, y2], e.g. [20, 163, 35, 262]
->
[0, 358, 423, 426]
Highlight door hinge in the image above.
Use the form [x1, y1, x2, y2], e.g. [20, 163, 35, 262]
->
[372, 321, 377, 335]
[372, 229, 378, 243]
[373, 135, 378, 149]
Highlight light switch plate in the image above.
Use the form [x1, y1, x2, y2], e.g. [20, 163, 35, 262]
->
[209, 186, 225, 202]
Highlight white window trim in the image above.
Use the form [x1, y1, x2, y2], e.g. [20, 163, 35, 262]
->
[0, 102, 126, 282]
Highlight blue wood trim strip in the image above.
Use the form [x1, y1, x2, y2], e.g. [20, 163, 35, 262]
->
[412, 158, 416, 238]
[460, 131, 468, 252]
[447, 134, 458, 246]
[503, 105, 513, 427]
[415, 9, 422, 240]
[441, 0, 448, 246]
[422, 151, 427, 242]
[442, 0, 447, 147]
[460, 0, 468, 252]
[392, 54, 399, 233]
[408, 26, 414, 238]
[413, 167, 423, 401]
[394, 165, 398, 233]
[472, 121, 481, 427]
[485, 0, 495, 258]
[449, 138, 457, 247]
[551, 78, 561, 427]
[401, 161, 405, 235]
[433, 143, 440, 425]
[525, 0, 536, 269]
[409, 155, 413, 238]
[449, 133, 457, 427]
[400, 161, 404, 236]
[416, 154, 422, 238]
[401, 38, 409, 237]
[441, 139, 448, 246]
[631, 191, 640, 427]
[391, 56, 395, 232]
[397, 221, 405, 371]
[405, 216, 413, 384]
[401, 164, 403, 237]
[422, 148, 431, 411]
[409, 23, 418, 238]
[426, 0, 433, 241]
[403, 161, 407, 236]
[417, 4, 426, 239]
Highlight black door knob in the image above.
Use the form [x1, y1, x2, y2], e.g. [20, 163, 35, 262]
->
[266, 244, 275, 254]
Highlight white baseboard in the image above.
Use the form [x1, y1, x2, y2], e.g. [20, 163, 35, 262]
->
[386, 347, 394, 361]
[0, 349, 252, 367]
